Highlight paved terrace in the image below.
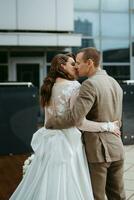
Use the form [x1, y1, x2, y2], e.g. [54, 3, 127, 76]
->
[124, 145, 134, 200]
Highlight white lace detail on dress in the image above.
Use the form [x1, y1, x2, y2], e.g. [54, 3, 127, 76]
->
[45, 80, 80, 123]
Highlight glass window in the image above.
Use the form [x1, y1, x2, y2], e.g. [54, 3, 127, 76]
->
[102, 13, 129, 37]
[72, 38, 100, 54]
[103, 48, 129, 63]
[17, 64, 39, 88]
[47, 51, 66, 63]
[0, 65, 8, 82]
[102, 39, 130, 62]
[82, 38, 100, 49]
[74, 19, 93, 36]
[132, 42, 134, 57]
[47, 65, 51, 74]
[74, 11, 99, 37]
[132, 13, 134, 37]
[0, 52, 8, 64]
[74, 0, 99, 10]
[82, 38, 95, 48]
[102, 0, 128, 11]
[132, 0, 134, 8]
[103, 65, 130, 81]
[10, 51, 44, 57]
[47, 51, 57, 63]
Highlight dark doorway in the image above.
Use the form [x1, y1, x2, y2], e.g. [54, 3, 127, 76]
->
[17, 64, 39, 88]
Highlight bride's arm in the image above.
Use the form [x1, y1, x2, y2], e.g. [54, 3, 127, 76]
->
[70, 90, 120, 136]
[77, 118, 119, 134]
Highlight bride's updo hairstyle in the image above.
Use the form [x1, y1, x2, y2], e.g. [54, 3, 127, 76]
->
[40, 53, 75, 107]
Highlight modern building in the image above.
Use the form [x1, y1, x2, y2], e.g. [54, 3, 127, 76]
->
[73, 0, 134, 81]
[0, 0, 81, 88]
[0, 0, 134, 87]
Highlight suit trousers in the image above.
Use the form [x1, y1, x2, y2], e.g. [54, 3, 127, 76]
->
[89, 160, 126, 200]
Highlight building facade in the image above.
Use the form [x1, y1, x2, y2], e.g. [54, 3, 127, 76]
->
[0, 0, 134, 87]
[0, 0, 81, 88]
[73, 0, 134, 81]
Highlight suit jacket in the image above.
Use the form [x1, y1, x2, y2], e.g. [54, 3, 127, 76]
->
[46, 70, 124, 163]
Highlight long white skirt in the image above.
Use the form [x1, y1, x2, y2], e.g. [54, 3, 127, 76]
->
[9, 127, 94, 200]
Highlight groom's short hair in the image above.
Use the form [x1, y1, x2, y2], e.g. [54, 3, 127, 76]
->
[77, 47, 101, 68]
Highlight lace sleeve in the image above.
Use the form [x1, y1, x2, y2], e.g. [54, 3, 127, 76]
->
[70, 90, 111, 132]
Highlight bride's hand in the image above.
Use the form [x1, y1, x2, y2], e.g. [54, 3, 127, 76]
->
[109, 121, 121, 137]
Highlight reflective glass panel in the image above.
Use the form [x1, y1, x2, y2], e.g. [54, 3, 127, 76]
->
[72, 38, 100, 54]
[102, 0, 128, 11]
[132, 0, 134, 8]
[132, 13, 134, 37]
[102, 39, 130, 62]
[74, 0, 99, 10]
[103, 65, 130, 81]
[102, 13, 129, 37]
[74, 11, 99, 36]
[132, 41, 134, 57]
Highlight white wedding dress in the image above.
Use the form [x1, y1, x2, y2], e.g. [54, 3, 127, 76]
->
[9, 80, 94, 200]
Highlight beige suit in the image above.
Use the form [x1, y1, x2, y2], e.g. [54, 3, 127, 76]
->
[46, 70, 126, 200]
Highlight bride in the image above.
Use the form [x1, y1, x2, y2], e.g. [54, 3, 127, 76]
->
[9, 53, 120, 200]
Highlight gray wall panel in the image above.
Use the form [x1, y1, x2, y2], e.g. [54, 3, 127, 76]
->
[0, 0, 74, 31]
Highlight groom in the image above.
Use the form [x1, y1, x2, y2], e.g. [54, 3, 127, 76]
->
[46, 47, 126, 200]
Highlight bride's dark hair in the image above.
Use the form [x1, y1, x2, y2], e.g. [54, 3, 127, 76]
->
[40, 53, 75, 107]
